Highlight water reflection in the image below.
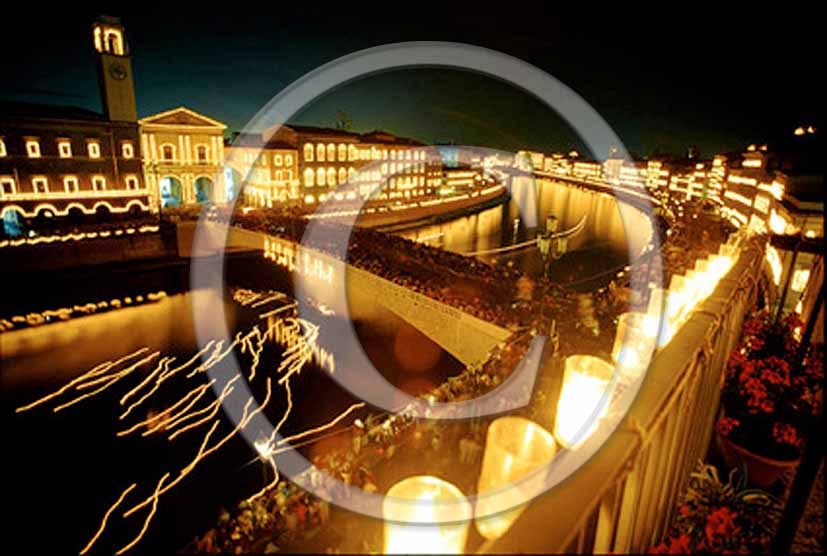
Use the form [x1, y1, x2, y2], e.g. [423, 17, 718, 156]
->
[397, 178, 651, 281]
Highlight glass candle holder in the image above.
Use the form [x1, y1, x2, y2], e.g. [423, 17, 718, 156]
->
[383, 475, 471, 554]
[612, 312, 657, 379]
[554, 355, 614, 449]
[475, 417, 557, 540]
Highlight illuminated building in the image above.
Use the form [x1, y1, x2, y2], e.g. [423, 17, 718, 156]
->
[226, 134, 299, 208]
[604, 158, 647, 190]
[571, 159, 603, 182]
[443, 168, 481, 192]
[516, 150, 545, 171]
[139, 107, 227, 208]
[0, 16, 147, 235]
[261, 125, 441, 205]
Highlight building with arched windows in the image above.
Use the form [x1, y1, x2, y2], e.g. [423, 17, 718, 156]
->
[225, 133, 299, 208]
[139, 107, 227, 208]
[262, 124, 442, 206]
[0, 16, 148, 235]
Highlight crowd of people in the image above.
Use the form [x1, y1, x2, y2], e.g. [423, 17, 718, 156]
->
[228, 210, 536, 330]
[175, 198, 741, 554]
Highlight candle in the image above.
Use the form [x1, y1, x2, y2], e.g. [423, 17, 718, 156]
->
[383, 476, 471, 554]
[554, 355, 614, 449]
[475, 417, 557, 540]
[612, 312, 657, 379]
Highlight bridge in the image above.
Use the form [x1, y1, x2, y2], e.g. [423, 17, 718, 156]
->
[181, 221, 514, 367]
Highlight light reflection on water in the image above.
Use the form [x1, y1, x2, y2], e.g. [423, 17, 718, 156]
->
[397, 178, 649, 269]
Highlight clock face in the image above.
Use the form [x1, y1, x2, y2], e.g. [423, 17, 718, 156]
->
[109, 63, 128, 81]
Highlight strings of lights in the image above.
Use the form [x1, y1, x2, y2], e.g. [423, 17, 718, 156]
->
[15, 290, 355, 554]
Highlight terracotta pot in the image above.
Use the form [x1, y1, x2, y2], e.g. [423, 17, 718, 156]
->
[717, 433, 800, 489]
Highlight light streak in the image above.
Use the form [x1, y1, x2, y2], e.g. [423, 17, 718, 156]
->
[15, 348, 150, 413]
[115, 474, 169, 555]
[79, 483, 137, 555]
[52, 352, 161, 413]
[277, 402, 365, 446]
[16, 290, 352, 554]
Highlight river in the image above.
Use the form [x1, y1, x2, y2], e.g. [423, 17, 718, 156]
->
[0, 177, 648, 554]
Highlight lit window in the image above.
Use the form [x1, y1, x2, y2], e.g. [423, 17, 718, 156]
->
[391, 150, 396, 160]
[88, 142, 101, 159]
[0, 176, 15, 196]
[316, 144, 325, 162]
[58, 140, 72, 158]
[327, 167, 336, 186]
[125, 175, 139, 190]
[32, 177, 49, 194]
[197, 145, 209, 163]
[161, 145, 175, 161]
[317, 168, 326, 186]
[26, 139, 41, 158]
[303, 144, 314, 162]
[122, 142, 135, 159]
[338, 144, 347, 161]
[338, 167, 347, 184]
[285, 154, 293, 166]
[0, 138, 6, 157]
[64, 176, 79, 193]
[327, 143, 335, 162]
[275, 170, 283, 182]
[274, 154, 283, 166]
[304, 168, 315, 187]
[348, 145, 357, 161]
[92, 176, 106, 191]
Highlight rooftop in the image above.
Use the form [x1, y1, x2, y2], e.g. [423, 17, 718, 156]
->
[0, 101, 104, 123]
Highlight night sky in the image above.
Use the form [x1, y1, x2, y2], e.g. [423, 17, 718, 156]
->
[1, 10, 821, 159]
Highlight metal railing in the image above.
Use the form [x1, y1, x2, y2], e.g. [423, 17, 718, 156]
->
[485, 241, 763, 554]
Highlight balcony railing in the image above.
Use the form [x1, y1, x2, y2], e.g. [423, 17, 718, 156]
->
[484, 240, 763, 554]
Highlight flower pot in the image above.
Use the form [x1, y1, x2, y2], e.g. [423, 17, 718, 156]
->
[717, 433, 800, 489]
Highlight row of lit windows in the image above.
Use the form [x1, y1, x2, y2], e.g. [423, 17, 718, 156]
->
[0, 174, 141, 197]
[0, 137, 134, 160]
[239, 150, 293, 167]
[159, 144, 210, 163]
[302, 143, 427, 163]
[303, 167, 354, 187]
[248, 151, 295, 168]
[246, 169, 295, 184]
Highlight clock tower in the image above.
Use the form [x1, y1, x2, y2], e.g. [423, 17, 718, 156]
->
[93, 16, 137, 122]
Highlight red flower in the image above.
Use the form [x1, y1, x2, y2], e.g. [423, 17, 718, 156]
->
[716, 417, 740, 437]
[772, 423, 802, 447]
[649, 534, 693, 554]
[705, 507, 741, 544]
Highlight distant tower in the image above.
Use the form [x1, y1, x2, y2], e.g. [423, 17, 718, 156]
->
[93, 16, 137, 121]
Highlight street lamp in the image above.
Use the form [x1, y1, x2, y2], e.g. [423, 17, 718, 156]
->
[537, 215, 568, 333]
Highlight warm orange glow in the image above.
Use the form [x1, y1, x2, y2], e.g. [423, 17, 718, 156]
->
[384, 476, 471, 554]
[554, 355, 614, 448]
[475, 417, 556, 540]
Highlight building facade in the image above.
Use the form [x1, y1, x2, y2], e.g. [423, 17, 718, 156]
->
[0, 16, 148, 235]
[231, 125, 441, 206]
[139, 107, 227, 209]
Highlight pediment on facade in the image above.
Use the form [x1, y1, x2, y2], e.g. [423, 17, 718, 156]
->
[140, 107, 226, 129]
